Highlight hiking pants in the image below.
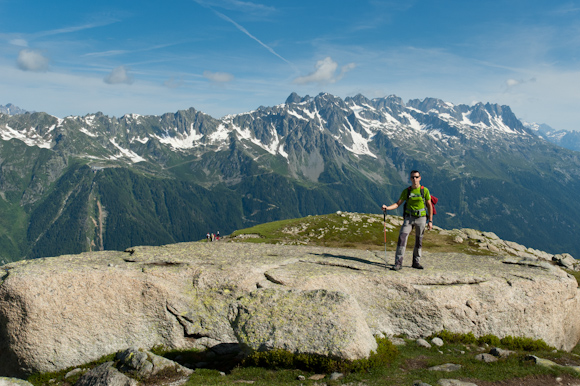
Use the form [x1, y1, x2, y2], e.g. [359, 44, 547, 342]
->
[394, 216, 427, 266]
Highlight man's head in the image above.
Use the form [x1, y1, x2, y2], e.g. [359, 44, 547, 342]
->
[410, 170, 421, 187]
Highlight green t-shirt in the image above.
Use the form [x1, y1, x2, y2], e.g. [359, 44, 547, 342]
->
[399, 186, 431, 216]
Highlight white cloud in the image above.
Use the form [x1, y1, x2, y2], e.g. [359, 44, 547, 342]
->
[104, 66, 133, 85]
[506, 79, 521, 87]
[293, 57, 356, 85]
[10, 39, 28, 47]
[505, 77, 537, 90]
[17, 49, 50, 72]
[203, 70, 234, 83]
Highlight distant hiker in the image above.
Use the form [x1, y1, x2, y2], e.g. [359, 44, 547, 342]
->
[207, 233, 210, 242]
[382, 170, 433, 271]
[211, 233, 215, 242]
[216, 231, 220, 241]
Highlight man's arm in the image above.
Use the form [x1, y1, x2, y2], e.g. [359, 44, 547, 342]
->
[382, 199, 404, 211]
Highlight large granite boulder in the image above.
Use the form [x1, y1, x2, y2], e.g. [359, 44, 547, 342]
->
[1, 242, 579, 377]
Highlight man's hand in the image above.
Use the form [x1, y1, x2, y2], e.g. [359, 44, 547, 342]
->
[427, 221, 433, 231]
[382, 204, 388, 211]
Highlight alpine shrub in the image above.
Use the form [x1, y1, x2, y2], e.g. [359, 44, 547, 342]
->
[243, 349, 347, 373]
[242, 337, 398, 373]
[430, 330, 477, 344]
[477, 334, 501, 347]
[428, 331, 554, 352]
[499, 336, 553, 351]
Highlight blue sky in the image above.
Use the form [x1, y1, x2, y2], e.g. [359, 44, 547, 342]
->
[1, 0, 580, 131]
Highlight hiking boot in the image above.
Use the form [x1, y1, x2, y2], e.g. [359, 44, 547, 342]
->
[391, 265, 402, 271]
[412, 263, 424, 269]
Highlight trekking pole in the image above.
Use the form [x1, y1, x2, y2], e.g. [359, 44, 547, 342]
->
[383, 208, 388, 268]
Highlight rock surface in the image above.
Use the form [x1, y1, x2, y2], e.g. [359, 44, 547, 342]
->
[74, 362, 136, 386]
[0, 378, 34, 386]
[116, 348, 193, 379]
[1, 241, 580, 377]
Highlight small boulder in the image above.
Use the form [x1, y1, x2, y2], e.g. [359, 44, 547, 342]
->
[474, 353, 497, 363]
[428, 363, 462, 372]
[431, 337, 444, 347]
[489, 347, 514, 358]
[330, 372, 344, 380]
[73, 362, 136, 386]
[553, 254, 577, 270]
[116, 348, 193, 379]
[416, 338, 432, 348]
[390, 337, 407, 346]
[437, 380, 479, 386]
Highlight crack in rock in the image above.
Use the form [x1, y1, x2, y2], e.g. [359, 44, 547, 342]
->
[264, 272, 286, 285]
[413, 278, 489, 286]
[302, 260, 362, 271]
[166, 303, 212, 339]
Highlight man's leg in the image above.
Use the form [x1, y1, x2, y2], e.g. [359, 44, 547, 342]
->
[394, 217, 413, 268]
[412, 217, 427, 268]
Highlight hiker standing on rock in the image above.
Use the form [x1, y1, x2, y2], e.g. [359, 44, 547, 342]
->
[382, 170, 433, 271]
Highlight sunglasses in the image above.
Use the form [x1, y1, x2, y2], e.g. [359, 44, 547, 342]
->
[411, 176, 420, 179]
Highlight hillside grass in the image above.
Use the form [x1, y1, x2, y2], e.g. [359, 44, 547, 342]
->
[229, 212, 495, 256]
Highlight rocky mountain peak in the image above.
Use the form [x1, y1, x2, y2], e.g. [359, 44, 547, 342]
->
[0, 103, 29, 116]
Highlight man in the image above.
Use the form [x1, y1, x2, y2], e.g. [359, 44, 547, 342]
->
[382, 170, 433, 271]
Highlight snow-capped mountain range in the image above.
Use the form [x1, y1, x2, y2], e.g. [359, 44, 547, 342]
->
[0, 93, 538, 170]
[1, 93, 579, 262]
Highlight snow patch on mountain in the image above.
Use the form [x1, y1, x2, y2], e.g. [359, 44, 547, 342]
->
[155, 124, 204, 150]
[109, 138, 146, 163]
[84, 115, 97, 127]
[302, 109, 317, 120]
[490, 115, 517, 134]
[131, 137, 150, 144]
[208, 124, 230, 150]
[233, 123, 288, 159]
[0, 124, 52, 149]
[287, 109, 309, 121]
[342, 119, 376, 158]
[79, 127, 98, 138]
[279, 144, 288, 159]
[400, 112, 424, 131]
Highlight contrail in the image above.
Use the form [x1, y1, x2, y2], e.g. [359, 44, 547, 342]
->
[194, 1, 298, 72]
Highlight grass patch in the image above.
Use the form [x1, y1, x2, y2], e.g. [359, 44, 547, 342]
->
[25, 335, 580, 386]
[230, 212, 500, 256]
[184, 336, 578, 385]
